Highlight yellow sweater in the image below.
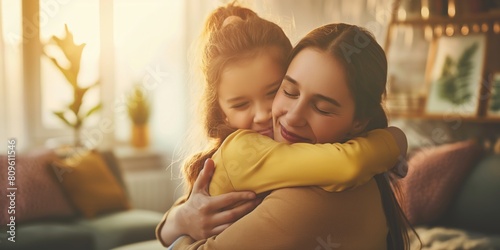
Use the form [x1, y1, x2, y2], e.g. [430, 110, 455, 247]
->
[209, 128, 399, 195]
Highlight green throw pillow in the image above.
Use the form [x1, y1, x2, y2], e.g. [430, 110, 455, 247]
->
[448, 154, 500, 233]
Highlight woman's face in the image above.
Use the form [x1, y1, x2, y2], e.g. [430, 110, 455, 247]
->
[218, 49, 284, 138]
[272, 48, 359, 144]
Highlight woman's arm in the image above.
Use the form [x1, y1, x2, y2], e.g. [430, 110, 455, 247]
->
[209, 127, 406, 196]
[156, 160, 261, 247]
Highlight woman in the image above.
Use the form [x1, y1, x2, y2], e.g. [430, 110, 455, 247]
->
[168, 23, 413, 249]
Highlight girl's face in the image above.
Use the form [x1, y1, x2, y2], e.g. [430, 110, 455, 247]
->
[218, 50, 284, 138]
[272, 48, 361, 144]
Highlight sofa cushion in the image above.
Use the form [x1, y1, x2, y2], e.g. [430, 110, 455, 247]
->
[52, 150, 130, 218]
[448, 154, 500, 233]
[77, 209, 164, 250]
[0, 149, 76, 224]
[1, 220, 93, 250]
[111, 240, 165, 250]
[398, 139, 484, 226]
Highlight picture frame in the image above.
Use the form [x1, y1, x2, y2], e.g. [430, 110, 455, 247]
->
[386, 26, 430, 115]
[486, 71, 500, 118]
[424, 34, 487, 117]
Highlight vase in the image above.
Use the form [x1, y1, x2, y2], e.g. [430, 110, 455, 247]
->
[131, 124, 149, 148]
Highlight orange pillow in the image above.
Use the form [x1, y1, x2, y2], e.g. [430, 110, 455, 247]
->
[52, 151, 130, 218]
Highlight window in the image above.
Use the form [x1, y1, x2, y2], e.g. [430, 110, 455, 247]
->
[112, 0, 187, 148]
[1, 0, 23, 147]
[40, 0, 101, 130]
[1, 0, 189, 150]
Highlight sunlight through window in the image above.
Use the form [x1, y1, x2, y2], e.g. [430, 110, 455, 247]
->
[113, 0, 186, 147]
[40, 0, 100, 129]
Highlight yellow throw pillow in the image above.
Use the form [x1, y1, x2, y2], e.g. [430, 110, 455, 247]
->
[52, 150, 130, 218]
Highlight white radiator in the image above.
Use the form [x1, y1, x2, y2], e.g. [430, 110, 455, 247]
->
[114, 147, 184, 213]
[123, 170, 180, 213]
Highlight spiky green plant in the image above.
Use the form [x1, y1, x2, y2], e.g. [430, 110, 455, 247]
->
[44, 24, 101, 147]
[127, 84, 150, 126]
[438, 42, 478, 105]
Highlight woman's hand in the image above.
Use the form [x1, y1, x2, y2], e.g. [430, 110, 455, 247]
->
[160, 159, 260, 245]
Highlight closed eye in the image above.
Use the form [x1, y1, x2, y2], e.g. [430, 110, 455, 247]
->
[314, 105, 337, 116]
[315, 107, 334, 115]
[231, 102, 249, 109]
[283, 89, 298, 98]
[266, 87, 279, 97]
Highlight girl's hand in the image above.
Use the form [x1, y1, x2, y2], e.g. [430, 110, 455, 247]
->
[178, 158, 261, 240]
[385, 126, 408, 178]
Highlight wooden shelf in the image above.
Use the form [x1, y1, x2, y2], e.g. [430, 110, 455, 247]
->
[385, 0, 500, 126]
[391, 12, 500, 26]
[388, 112, 500, 123]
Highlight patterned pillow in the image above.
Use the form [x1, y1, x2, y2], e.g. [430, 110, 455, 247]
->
[0, 149, 76, 224]
[398, 139, 484, 226]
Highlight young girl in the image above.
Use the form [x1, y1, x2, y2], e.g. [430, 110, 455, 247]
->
[156, 4, 408, 247]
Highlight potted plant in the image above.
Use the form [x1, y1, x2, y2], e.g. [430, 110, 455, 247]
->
[43, 24, 101, 148]
[127, 84, 151, 148]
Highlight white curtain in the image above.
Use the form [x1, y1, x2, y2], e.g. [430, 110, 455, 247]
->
[0, 0, 26, 151]
[0, 2, 7, 142]
[0, 0, 6, 144]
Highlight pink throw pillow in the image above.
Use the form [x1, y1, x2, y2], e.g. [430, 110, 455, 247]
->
[398, 139, 483, 226]
[0, 149, 76, 224]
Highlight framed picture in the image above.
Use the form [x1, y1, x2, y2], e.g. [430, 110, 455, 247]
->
[387, 26, 430, 94]
[424, 34, 487, 117]
[386, 26, 430, 115]
[486, 72, 500, 118]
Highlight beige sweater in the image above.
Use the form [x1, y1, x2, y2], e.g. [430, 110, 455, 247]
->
[169, 180, 388, 250]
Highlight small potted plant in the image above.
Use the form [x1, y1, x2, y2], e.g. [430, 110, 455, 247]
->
[44, 24, 101, 148]
[127, 84, 151, 148]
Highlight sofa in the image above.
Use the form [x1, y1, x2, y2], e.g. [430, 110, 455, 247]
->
[399, 139, 500, 249]
[0, 149, 164, 250]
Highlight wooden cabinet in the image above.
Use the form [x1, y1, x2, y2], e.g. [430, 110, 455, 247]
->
[384, 0, 500, 123]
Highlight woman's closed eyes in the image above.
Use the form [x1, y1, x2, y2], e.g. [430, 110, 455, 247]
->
[314, 101, 338, 116]
[281, 83, 340, 116]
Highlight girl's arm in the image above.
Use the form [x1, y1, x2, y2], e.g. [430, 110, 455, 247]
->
[209, 127, 406, 196]
[156, 161, 260, 247]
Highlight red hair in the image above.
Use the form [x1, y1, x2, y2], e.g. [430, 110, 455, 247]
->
[183, 4, 292, 193]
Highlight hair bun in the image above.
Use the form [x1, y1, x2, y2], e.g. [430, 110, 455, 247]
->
[222, 15, 244, 27]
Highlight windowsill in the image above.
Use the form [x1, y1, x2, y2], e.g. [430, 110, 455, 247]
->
[113, 144, 168, 172]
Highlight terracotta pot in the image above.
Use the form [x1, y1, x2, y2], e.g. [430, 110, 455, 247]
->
[131, 124, 149, 148]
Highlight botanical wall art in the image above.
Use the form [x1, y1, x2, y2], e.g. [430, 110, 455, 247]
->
[487, 72, 500, 118]
[425, 34, 486, 117]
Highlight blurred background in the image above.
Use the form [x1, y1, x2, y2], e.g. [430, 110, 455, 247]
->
[0, 0, 500, 249]
[1, 1, 500, 248]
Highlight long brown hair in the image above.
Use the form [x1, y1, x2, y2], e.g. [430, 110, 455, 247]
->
[289, 23, 416, 249]
[183, 4, 292, 193]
